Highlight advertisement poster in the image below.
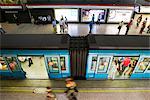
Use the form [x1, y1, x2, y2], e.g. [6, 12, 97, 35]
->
[55, 9, 78, 22]
[108, 9, 133, 23]
[81, 9, 106, 22]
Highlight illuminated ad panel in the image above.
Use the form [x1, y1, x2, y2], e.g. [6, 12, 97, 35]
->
[108, 9, 133, 23]
[81, 9, 106, 22]
[54, 9, 78, 22]
[140, 6, 150, 13]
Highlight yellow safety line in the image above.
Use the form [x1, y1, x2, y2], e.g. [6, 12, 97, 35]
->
[1, 89, 150, 93]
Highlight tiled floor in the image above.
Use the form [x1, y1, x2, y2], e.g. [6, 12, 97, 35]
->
[2, 14, 150, 36]
[1, 92, 150, 100]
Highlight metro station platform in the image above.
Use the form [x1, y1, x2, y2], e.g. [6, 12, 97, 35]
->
[1, 80, 150, 100]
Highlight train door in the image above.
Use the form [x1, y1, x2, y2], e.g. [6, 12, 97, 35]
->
[18, 55, 49, 79]
[45, 55, 70, 79]
[86, 55, 112, 79]
[131, 56, 150, 79]
[0, 56, 26, 79]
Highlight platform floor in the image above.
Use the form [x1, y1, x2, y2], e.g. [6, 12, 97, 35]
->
[1, 14, 150, 36]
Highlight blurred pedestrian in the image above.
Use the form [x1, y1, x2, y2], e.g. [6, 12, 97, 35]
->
[46, 87, 57, 100]
[13, 14, 20, 25]
[59, 17, 65, 33]
[64, 16, 68, 27]
[31, 16, 35, 24]
[52, 18, 57, 33]
[67, 91, 77, 100]
[97, 13, 101, 25]
[136, 15, 142, 27]
[64, 78, 78, 94]
[89, 21, 94, 34]
[117, 21, 124, 34]
[125, 18, 133, 35]
[27, 57, 33, 67]
[147, 24, 150, 34]
[139, 18, 147, 34]
[92, 14, 95, 23]
[0, 23, 6, 34]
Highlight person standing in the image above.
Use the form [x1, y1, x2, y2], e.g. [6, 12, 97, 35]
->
[0, 23, 6, 34]
[125, 19, 133, 35]
[92, 14, 95, 23]
[89, 21, 94, 34]
[139, 18, 147, 34]
[13, 14, 20, 25]
[31, 16, 35, 24]
[59, 18, 65, 33]
[136, 15, 142, 27]
[52, 18, 57, 33]
[97, 13, 101, 25]
[117, 21, 124, 34]
[64, 16, 68, 27]
[27, 57, 33, 67]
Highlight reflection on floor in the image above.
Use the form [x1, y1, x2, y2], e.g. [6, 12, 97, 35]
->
[20, 56, 49, 79]
[2, 14, 150, 36]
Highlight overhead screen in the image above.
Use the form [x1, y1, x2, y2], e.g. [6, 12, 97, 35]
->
[81, 9, 106, 22]
[54, 9, 78, 22]
[108, 9, 133, 23]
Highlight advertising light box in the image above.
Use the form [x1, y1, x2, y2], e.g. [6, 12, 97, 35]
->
[140, 6, 150, 13]
[108, 10, 133, 23]
[81, 9, 106, 22]
[55, 9, 78, 22]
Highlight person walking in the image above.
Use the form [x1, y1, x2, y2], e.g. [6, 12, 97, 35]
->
[46, 87, 57, 100]
[0, 23, 6, 34]
[64, 78, 78, 94]
[139, 18, 147, 34]
[125, 19, 133, 35]
[52, 18, 57, 33]
[97, 13, 101, 25]
[89, 21, 94, 34]
[31, 16, 35, 24]
[147, 24, 150, 34]
[117, 21, 124, 34]
[136, 15, 142, 27]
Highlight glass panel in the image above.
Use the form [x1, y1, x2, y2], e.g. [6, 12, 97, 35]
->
[60, 57, 66, 71]
[108, 57, 138, 79]
[91, 56, 97, 71]
[136, 57, 150, 73]
[0, 57, 8, 70]
[97, 57, 110, 72]
[5, 57, 20, 72]
[47, 57, 59, 73]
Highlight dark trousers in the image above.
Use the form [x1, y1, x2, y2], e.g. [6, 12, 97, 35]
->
[0, 28, 6, 34]
[125, 27, 129, 35]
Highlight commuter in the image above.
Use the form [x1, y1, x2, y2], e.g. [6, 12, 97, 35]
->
[27, 57, 33, 67]
[117, 21, 124, 34]
[59, 18, 65, 33]
[13, 14, 20, 25]
[139, 18, 147, 34]
[64, 24, 68, 34]
[136, 15, 142, 27]
[52, 18, 57, 33]
[89, 21, 94, 34]
[125, 18, 133, 35]
[147, 24, 150, 34]
[122, 57, 131, 72]
[66, 91, 77, 100]
[31, 16, 35, 24]
[97, 13, 101, 25]
[0, 23, 6, 34]
[64, 78, 78, 94]
[92, 14, 95, 23]
[46, 87, 57, 100]
[64, 16, 68, 27]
